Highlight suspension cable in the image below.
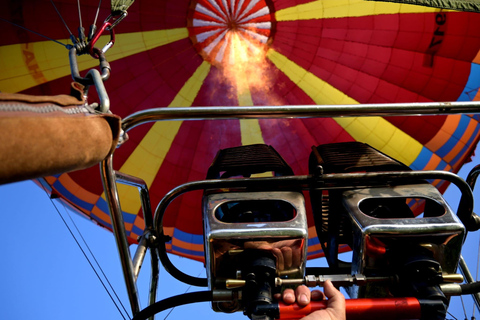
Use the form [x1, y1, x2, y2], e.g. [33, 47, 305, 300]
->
[93, 0, 103, 27]
[62, 202, 131, 318]
[163, 269, 204, 320]
[447, 310, 460, 320]
[52, 200, 130, 319]
[460, 295, 468, 320]
[49, 0, 75, 39]
[0, 17, 70, 48]
[77, 0, 83, 29]
[39, 182, 131, 320]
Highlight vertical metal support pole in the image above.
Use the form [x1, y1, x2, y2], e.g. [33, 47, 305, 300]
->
[110, 170, 160, 316]
[459, 256, 480, 312]
[148, 248, 160, 320]
[461, 164, 480, 313]
[100, 155, 141, 316]
[114, 171, 156, 281]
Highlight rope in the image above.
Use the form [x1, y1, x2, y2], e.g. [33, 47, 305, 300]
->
[111, 0, 135, 14]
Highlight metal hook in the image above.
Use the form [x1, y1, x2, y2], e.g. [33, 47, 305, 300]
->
[69, 47, 111, 85]
[69, 47, 111, 113]
[84, 68, 111, 113]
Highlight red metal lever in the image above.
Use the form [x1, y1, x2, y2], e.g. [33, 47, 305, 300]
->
[279, 297, 421, 320]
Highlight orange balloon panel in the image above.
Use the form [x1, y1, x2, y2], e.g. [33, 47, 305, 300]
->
[2, 0, 480, 261]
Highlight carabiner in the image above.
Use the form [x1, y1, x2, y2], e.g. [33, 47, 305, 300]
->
[88, 21, 115, 58]
[105, 11, 128, 30]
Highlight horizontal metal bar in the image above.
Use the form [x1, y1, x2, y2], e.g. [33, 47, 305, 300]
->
[121, 101, 480, 134]
[152, 170, 476, 286]
[153, 170, 474, 230]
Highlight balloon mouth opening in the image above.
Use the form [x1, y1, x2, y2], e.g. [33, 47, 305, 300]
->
[187, 0, 275, 67]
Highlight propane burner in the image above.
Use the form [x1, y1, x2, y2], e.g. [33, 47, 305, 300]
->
[342, 184, 465, 299]
[203, 191, 308, 313]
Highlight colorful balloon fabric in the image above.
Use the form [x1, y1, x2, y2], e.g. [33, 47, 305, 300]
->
[2, 0, 480, 261]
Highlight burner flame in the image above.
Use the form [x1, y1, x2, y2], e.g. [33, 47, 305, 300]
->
[188, 0, 275, 98]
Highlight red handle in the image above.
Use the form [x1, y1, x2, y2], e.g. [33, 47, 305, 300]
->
[279, 297, 421, 320]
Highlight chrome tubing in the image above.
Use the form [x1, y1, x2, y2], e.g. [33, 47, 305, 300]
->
[460, 164, 480, 313]
[111, 103, 480, 314]
[466, 164, 480, 192]
[154, 170, 475, 231]
[459, 256, 480, 313]
[114, 171, 155, 281]
[148, 246, 160, 320]
[121, 101, 480, 134]
[153, 170, 476, 285]
[100, 155, 141, 315]
[114, 171, 154, 229]
[132, 236, 148, 282]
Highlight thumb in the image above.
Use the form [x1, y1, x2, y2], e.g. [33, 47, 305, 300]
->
[323, 280, 346, 320]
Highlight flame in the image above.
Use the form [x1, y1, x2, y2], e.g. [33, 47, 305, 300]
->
[188, 0, 279, 105]
[218, 29, 278, 105]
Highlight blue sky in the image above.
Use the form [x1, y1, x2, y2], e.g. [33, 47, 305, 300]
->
[1, 157, 480, 320]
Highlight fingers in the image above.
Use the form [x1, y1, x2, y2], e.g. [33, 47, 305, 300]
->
[281, 285, 311, 306]
[280, 281, 346, 320]
[310, 289, 325, 301]
[295, 285, 311, 306]
[281, 288, 296, 305]
[323, 280, 344, 301]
